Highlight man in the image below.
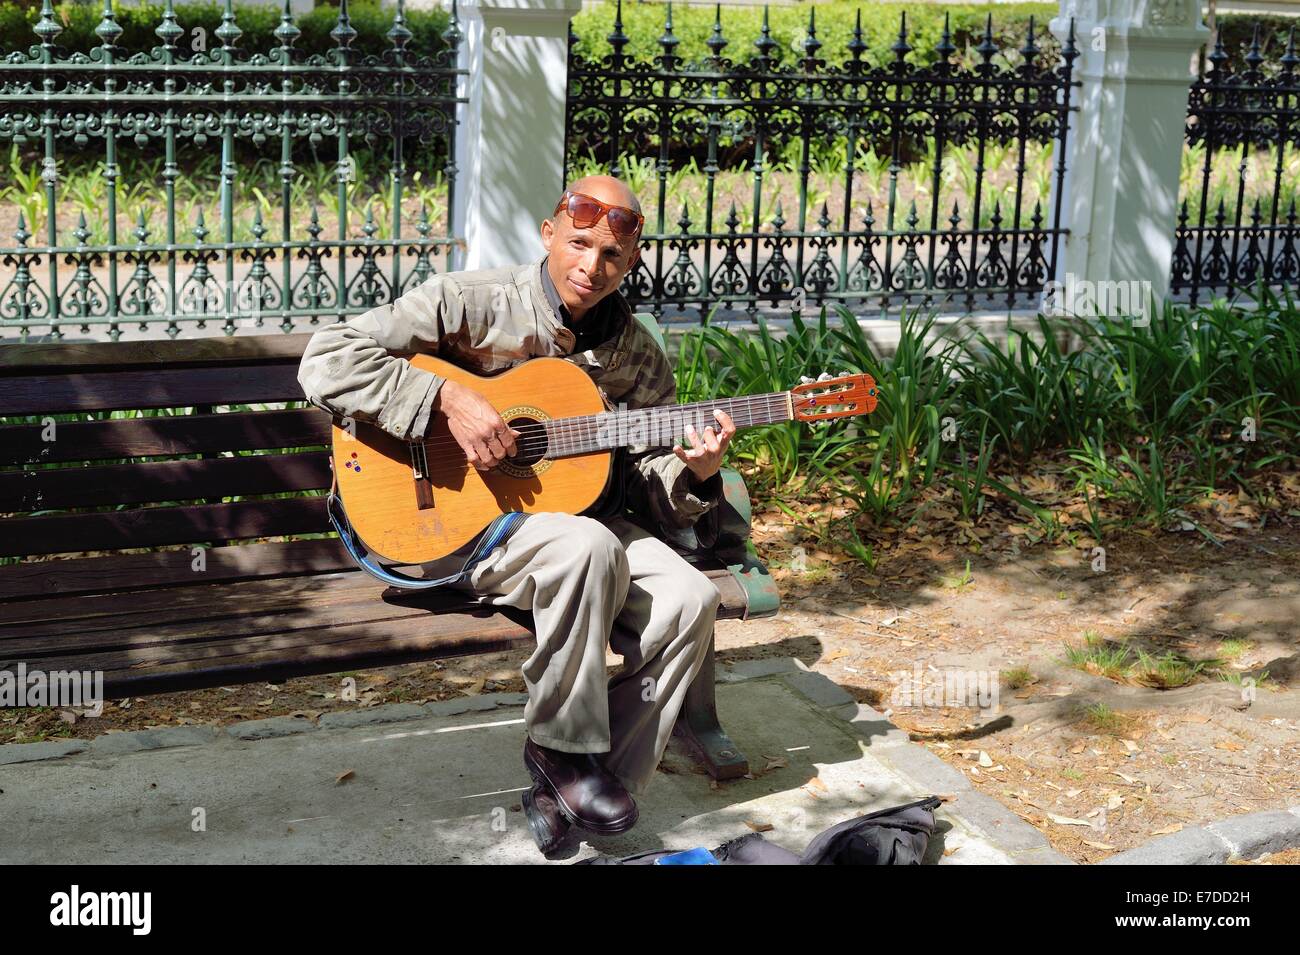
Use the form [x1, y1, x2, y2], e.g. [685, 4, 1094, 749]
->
[297, 175, 736, 851]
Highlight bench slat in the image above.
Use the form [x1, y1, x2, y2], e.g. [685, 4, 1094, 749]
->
[0, 409, 331, 466]
[0, 451, 331, 511]
[0, 538, 356, 602]
[7, 588, 439, 654]
[1, 563, 379, 631]
[0, 364, 306, 415]
[0, 497, 329, 557]
[15, 611, 537, 700]
[0, 333, 314, 373]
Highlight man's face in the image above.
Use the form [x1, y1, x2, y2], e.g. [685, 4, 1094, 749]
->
[540, 200, 641, 319]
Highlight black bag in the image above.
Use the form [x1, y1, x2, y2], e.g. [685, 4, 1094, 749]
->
[577, 795, 943, 865]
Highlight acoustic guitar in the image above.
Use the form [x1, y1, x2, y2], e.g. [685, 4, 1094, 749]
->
[330, 352, 878, 564]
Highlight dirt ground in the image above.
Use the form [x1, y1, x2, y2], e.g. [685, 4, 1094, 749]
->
[6, 484, 1299, 865]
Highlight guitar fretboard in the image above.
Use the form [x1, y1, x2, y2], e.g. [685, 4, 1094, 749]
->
[543, 392, 793, 458]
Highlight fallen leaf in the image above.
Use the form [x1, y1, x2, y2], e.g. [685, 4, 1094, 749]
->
[1047, 813, 1093, 827]
[1083, 840, 1116, 850]
[978, 751, 994, 768]
[744, 820, 774, 832]
[1151, 823, 1183, 835]
[1214, 740, 1245, 752]
[335, 769, 355, 785]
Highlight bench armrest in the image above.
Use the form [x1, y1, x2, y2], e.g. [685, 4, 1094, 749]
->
[661, 466, 780, 619]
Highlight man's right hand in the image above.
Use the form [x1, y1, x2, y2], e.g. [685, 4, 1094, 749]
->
[436, 380, 521, 471]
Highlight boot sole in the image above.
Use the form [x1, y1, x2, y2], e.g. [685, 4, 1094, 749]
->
[524, 746, 639, 835]
[521, 784, 572, 854]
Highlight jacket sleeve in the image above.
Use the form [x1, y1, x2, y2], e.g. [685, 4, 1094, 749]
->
[622, 346, 725, 534]
[296, 274, 469, 441]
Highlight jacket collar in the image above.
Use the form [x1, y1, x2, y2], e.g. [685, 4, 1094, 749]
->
[527, 253, 631, 362]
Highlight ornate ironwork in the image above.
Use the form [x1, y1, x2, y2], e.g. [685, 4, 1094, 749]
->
[566, 2, 1079, 321]
[1172, 24, 1300, 305]
[0, 0, 467, 339]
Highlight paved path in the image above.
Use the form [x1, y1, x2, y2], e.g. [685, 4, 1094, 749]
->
[0, 658, 1073, 864]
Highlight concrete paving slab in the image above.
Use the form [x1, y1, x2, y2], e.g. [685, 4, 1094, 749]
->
[0, 663, 1060, 864]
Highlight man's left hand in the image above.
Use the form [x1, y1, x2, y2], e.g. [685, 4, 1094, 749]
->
[674, 409, 735, 484]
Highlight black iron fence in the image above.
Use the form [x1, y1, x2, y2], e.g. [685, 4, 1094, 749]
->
[566, 2, 1080, 322]
[1172, 26, 1300, 305]
[0, 0, 465, 340]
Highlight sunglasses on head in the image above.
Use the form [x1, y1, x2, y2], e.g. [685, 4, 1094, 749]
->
[553, 190, 645, 239]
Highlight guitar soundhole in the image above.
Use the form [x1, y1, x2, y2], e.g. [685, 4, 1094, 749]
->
[499, 415, 549, 479]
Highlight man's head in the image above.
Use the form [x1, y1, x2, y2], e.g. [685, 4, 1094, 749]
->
[540, 175, 643, 323]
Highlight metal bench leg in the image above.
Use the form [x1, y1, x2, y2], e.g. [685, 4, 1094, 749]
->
[672, 627, 749, 780]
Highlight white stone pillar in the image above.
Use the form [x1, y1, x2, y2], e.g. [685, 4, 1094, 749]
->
[1048, 0, 1209, 314]
[451, 0, 583, 271]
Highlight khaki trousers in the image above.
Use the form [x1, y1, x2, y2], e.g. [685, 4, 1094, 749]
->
[423, 512, 720, 797]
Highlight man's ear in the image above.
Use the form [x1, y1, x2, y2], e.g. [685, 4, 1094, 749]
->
[540, 216, 555, 252]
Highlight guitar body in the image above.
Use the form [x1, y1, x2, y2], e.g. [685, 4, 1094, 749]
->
[331, 354, 611, 565]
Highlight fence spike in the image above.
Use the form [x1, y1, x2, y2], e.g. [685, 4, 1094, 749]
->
[34, 0, 63, 48]
[893, 11, 911, 62]
[706, 3, 728, 59]
[388, 0, 412, 53]
[658, 3, 681, 69]
[95, 0, 123, 53]
[155, 0, 184, 57]
[753, 5, 776, 63]
[804, 8, 822, 63]
[935, 12, 955, 62]
[1021, 15, 1040, 63]
[608, 0, 628, 57]
[848, 9, 867, 63]
[332, 0, 358, 54]
[216, 0, 243, 56]
[977, 14, 997, 62]
[443, 0, 463, 52]
[275, 0, 301, 52]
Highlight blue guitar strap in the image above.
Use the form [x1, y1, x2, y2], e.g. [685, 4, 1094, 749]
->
[327, 483, 527, 590]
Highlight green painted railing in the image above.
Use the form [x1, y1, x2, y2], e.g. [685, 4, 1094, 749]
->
[0, 0, 467, 340]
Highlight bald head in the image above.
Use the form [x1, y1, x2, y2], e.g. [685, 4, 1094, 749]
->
[559, 175, 642, 219]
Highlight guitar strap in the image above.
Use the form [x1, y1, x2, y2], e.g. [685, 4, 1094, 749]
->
[327, 469, 527, 590]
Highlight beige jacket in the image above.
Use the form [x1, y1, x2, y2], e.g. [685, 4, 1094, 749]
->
[297, 253, 723, 534]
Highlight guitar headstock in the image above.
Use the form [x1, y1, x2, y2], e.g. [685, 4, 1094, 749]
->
[791, 372, 878, 421]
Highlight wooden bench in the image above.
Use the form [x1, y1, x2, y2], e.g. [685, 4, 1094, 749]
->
[0, 321, 780, 780]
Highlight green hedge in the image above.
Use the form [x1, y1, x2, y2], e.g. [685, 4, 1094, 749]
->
[0, 1, 1289, 68]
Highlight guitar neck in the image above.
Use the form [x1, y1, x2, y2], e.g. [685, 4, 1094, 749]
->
[544, 392, 793, 458]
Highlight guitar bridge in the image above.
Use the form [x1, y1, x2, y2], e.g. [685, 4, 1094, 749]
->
[411, 443, 435, 510]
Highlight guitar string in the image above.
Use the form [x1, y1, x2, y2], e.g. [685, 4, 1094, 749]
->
[405, 393, 856, 476]
[411, 392, 795, 456]
[390, 395, 791, 476]
[409, 393, 796, 461]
